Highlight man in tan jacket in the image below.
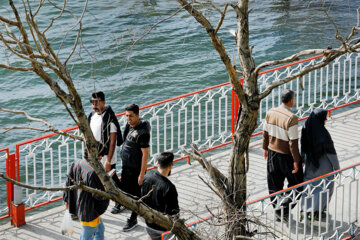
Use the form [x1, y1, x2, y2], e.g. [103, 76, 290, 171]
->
[263, 89, 303, 222]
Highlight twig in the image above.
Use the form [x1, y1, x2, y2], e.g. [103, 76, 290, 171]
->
[138, 185, 155, 202]
[198, 175, 223, 201]
[215, 4, 229, 35]
[120, 4, 187, 69]
[0, 108, 84, 141]
[0, 172, 78, 192]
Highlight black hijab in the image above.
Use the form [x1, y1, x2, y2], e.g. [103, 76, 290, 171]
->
[301, 108, 337, 168]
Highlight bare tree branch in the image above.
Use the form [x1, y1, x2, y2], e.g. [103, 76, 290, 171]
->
[0, 63, 32, 71]
[258, 51, 342, 100]
[199, 175, 224, 201]
[182, 144, 229, 202]
[32, 0, 45, 17]
[65, 0, 88, 64]
[138, 185, 155, 202]
[0, 108, 84, 141]
[0, 172, 78, 192]
[215, 4, 228, 35]
[254, 49, 324, 77]
[43, 0, 67, 33]
[0, 15, 18, 26]
[177, 0, 246, 107]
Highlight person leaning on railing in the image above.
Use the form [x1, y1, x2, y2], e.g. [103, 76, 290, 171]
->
[300, 108, 340, 222]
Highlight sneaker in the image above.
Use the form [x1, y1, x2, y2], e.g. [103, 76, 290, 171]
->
[123, 218, 137, 232]
[70, 214, 78, 221]
[111, 204, 125, 214]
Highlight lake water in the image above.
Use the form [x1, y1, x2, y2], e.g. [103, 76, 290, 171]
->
[1, 0, 359, 151]
[0, 0, 359, 215]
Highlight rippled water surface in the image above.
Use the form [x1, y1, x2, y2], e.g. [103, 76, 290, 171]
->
[0, 0, 359, 149]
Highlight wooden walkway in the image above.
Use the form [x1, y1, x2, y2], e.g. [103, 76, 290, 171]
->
[1, 106, 360, 240]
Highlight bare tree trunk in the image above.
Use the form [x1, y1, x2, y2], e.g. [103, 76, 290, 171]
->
[226, 101, 259, 239]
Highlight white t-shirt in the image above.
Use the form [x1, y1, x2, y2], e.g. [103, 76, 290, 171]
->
[90, 112, 117, 165]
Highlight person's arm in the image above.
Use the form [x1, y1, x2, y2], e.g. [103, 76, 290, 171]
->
[63, 163, 74, 209]
[138, 147, 149, 186]
[166, 185, 180, 218]
[288, 116, 301, 173]
[262, 117, 269, 160]
[104, 132, 116, 172]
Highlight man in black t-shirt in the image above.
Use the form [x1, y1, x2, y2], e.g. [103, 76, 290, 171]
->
[141, 152, 179, 240]
[120, 104, 151, 232]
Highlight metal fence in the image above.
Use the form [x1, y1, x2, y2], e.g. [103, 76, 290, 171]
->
[162, 163, 360, 240]
[248, 163, 360, 239]
[1, 52, 360, 220]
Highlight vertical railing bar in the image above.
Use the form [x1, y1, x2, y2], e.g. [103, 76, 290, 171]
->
[171, 111, 174, 151]
[25, 155, 29, 199]
[198, 103, 201, 143]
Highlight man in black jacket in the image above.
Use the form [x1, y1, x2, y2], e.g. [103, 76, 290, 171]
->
[88, 91, 123, 213]
[141, 152, 180, 240]
[63, 158, 109, 239]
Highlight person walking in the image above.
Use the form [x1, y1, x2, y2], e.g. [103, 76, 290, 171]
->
[141, 152, 180, 240]
[88, 91, 124, 213]
[262, 89, 303, 221]
[119, 103, 151, 231]
[300, 108, 340, 221]
[63, 157, 110, 240]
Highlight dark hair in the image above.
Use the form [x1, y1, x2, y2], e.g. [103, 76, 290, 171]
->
[281, 89, 295, 104]
[157, 152, 174, 169]
[125, 103, 139, 115]
[92, 91, 105, 101]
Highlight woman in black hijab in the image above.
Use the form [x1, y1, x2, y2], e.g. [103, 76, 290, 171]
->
[301, 108, 340, 221]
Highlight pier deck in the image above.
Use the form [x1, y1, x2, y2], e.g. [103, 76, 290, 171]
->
[1, 106, 360, 240]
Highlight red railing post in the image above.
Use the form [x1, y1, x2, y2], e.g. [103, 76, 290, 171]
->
[231, 78, 243, 134]
[6, 153, 15, 209]
[7, 153, 26, 227]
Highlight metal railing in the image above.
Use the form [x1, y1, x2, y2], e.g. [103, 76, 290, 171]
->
[1, 52, 359, 220]
[162, 162, 360, 240]
[246, 162, 360, 240]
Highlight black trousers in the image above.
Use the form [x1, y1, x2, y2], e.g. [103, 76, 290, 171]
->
[120, 167, 141, 221]
[267, 149, 303, 214]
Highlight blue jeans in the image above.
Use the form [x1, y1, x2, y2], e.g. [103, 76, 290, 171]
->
[80, 218, 105, 240]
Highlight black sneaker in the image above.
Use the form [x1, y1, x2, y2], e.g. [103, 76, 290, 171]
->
[70, 214, 78, 221]
[123, 218, 137, 232]
[111, 204, 125, 214]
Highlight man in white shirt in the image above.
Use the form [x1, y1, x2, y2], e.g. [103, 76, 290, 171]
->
[88, 91, 124, 213]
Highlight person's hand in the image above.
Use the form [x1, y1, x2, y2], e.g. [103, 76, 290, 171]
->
[292, 162, 299, 174]
[104, 161, 111, 172]
[65, 201, 69, 210]
[138, 173, 145, 186]
[264, 150, 268, 160]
